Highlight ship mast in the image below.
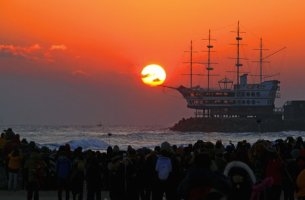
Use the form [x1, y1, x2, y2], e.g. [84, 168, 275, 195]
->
[253, 38, 268, 83]
[184, 40, 195, 88]
[203, 29, 216, 90]
[254, 39, 286, 83]
[235, 21, 243, 85]
[259, 38, 263, 83]
[190, 41, 193, 88]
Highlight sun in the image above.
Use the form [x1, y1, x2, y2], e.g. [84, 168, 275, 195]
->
[141, 64, 166, 87]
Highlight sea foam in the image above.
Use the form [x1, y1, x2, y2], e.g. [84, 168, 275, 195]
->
[43, 138, 109, 151]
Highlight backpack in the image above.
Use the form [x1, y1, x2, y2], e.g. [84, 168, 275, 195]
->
[70, 159, 85, 181]
[155, 156, 172, 180]
[56, 156, 71, 179]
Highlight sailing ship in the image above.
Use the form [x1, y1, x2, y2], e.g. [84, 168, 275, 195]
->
[176, 22, 281, 118]
[168, 22, 301, 132]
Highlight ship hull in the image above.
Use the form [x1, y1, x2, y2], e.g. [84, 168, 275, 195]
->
[170, 117, 305, 132]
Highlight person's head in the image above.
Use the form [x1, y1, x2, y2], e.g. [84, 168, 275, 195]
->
[12, 148, 19, 156]
[194, 152, 211, 169]
[160, 141, 173, 156]
[154, 145, 161, 153]
[113, 145, 120, 153]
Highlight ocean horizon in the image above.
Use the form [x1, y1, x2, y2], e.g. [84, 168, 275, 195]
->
[1, 124, 304, 152]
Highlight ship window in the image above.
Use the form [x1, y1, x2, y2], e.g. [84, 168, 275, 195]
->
[252, 100, 255, 104]
[246, 92, 250, 96]
[247, 100, 250, 104]
[256, 92, 260, 97]
[241, 92, 245, 96]
[242, 100, 245, 104]
[251, 92, 255, 97]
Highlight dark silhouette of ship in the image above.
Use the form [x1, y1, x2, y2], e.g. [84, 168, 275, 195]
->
[167, 22, 305, 132]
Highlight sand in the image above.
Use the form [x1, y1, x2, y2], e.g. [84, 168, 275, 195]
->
[0, 190, 110, 200]
[0, 189, 289, 200]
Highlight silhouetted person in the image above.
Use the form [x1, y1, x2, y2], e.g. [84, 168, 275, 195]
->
[86, 153, 102, 200]
[56, 146, 72, 200]
[24, 150, 46, 200]
[178, 152, 231, 200]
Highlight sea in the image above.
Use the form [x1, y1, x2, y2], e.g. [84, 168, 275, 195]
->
[1, 124, 305, 152]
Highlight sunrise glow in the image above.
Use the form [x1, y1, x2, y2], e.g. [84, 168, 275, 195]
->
[0, 1, 305, 125]
[141, 64, 166, 87]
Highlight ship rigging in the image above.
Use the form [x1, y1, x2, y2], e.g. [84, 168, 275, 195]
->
[169, 22, 285, 119]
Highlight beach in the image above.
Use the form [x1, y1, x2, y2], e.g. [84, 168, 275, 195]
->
[0, 190, 110, 200]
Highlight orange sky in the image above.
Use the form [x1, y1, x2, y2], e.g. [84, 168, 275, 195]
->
[0, 1, 305, 126]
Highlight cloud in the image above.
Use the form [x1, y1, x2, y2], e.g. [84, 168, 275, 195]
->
[0, 43, 68, 62]
[50, 44, 67, 51]
[0, 44, 41, 59]
[72, 70, 90, 78]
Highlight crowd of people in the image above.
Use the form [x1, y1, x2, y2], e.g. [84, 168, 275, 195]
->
[1, 127, 305, 200]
